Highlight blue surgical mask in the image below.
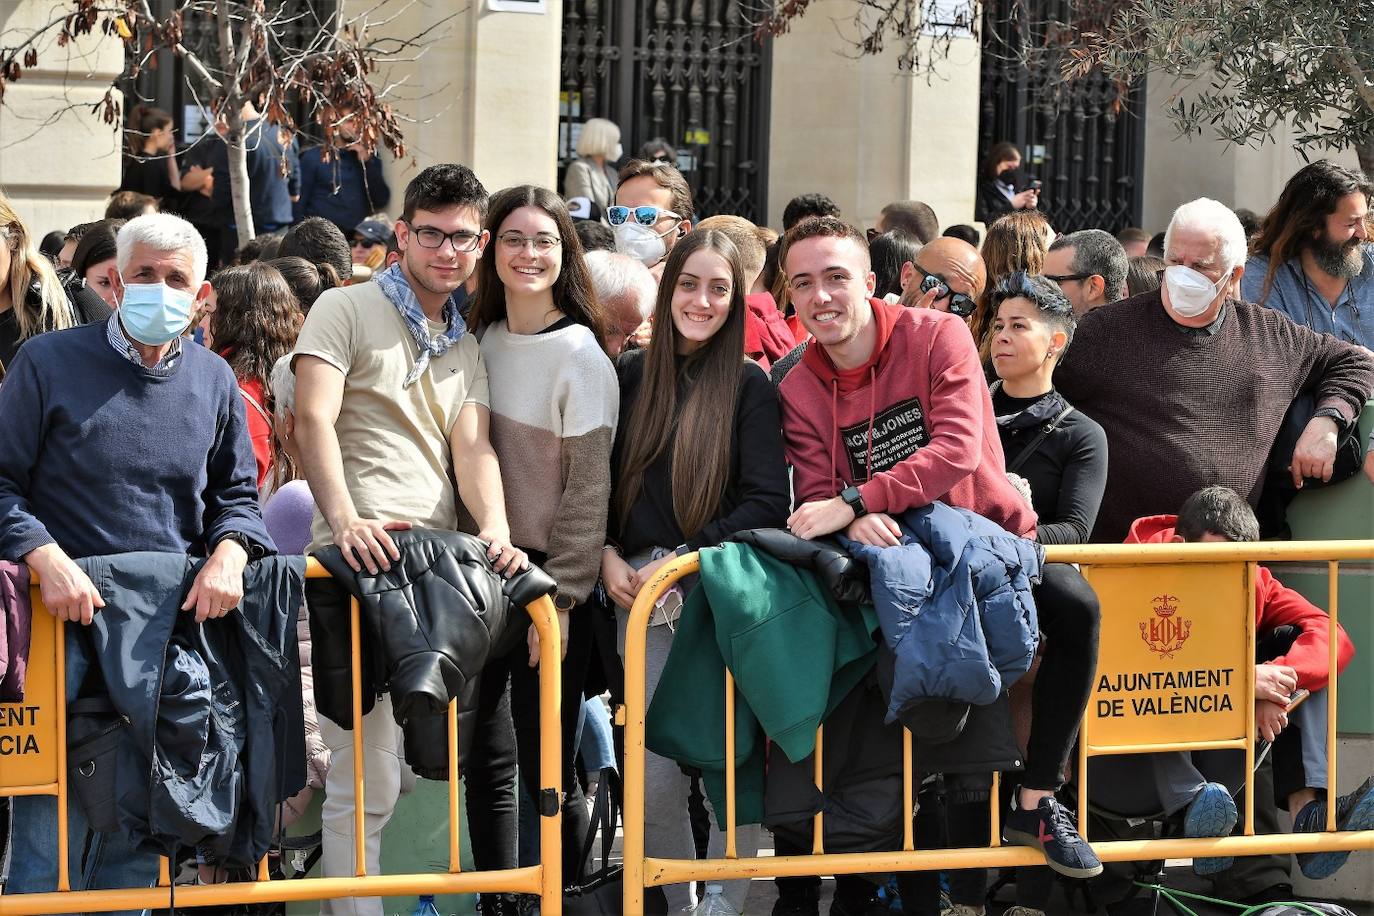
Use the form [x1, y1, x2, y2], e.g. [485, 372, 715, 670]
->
[119, 280, 196, 345]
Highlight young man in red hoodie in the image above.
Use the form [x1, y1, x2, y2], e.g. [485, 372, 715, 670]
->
[775, 216, 1103, 913]
[1116, 486, 1371, 883]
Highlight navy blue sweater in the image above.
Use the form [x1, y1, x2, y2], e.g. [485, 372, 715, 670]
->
[0, 322, 275, 561]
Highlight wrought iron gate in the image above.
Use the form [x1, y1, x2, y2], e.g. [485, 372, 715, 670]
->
[977, 0, 1145, 232]
[560, 1, 772, 222]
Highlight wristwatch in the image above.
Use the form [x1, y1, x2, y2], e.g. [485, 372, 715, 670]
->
[840, 485, 868, 518]
[216, 531, 261, 558]
[553, 593, 576, 612]
[673, 544, 692, 558]
[1313, 407, 1349, 431]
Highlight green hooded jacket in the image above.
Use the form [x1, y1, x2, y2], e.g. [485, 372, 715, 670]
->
[644, 542, 878, 824]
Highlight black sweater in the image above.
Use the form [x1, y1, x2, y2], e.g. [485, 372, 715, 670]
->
[992, 384, 1108, 546]
[609, 349, 791, 556]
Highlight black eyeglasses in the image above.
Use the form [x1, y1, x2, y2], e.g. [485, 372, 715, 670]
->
[1044, 273, 1089, 284]
[914, 266, 977, 317]
[403, 220, 483, 252]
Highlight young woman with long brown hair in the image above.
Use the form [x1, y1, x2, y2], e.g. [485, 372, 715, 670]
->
[601, 228, 790, 914]
[0, 194, 77, 379]
[463, 184, 619, 903]
[203, 262, 303, 490]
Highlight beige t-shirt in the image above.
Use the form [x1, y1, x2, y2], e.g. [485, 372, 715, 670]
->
[292, 281, 488, 553]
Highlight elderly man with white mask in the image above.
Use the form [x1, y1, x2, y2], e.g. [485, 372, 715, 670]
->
[1056, 200, 1374, 905]
[1056, 197, 1374, 545]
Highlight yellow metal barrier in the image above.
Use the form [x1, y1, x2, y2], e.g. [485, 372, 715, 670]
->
[0, 559, 563, 915]
[621, 541, 1374, 910]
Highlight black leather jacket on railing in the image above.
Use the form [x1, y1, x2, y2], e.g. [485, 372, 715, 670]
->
[308, 527, 556, 779]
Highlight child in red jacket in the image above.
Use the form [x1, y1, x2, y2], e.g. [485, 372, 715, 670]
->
[1116, 486, 1371, 881]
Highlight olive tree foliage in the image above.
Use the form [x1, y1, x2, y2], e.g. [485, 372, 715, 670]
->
[1065, 0, 1374, 179]
[751, 0, 1374, 179]
[0, 0, 448, 244]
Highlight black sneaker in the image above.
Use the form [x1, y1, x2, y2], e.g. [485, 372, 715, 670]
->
[1294, 774, 1374, 879]
[1002, 795, 1104, 879]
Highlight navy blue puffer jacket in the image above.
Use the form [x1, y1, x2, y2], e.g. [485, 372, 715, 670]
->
[844, 502, 1042, 719]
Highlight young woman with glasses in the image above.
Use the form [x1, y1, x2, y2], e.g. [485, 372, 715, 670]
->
[463, 184, 619, 900]
[600, 229, 791, 915]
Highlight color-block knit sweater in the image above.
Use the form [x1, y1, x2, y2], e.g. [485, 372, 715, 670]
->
[470, 320, 619, 602]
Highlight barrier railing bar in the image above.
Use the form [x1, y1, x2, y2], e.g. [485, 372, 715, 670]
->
[1086, 739, 1249, 756]
[989, 770, 1001, 849]
[902, 727, 913, 851]
[448, 700, 462, 873]
[640, 829, 1374, 885]
[1244, 562, 1257, 837]
[1078, 563, 1093, 839]
[0, 869, 549, 916]
[724, 667, 737, 859]
[349, 595, 367, 877]
[622, 545, 1374, 911]
[812, 725, 825, 855]
[532, 593, 564, 914]
[622, 553, 702, 915]
[5, 560, 562, 916]
[1327, 560, 1340, 833]
[54, 620, 68, 893]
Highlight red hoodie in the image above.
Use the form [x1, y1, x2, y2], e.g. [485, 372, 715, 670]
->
[779, 298, 1037, 538]
[743, 292, 797, 372]
[1126, 515, 1355, 690]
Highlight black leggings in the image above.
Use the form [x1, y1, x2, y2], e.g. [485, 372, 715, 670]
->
[1024, 562, 1100, 791]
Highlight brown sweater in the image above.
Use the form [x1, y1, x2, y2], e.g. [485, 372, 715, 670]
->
[1055, 290, 1374, 542]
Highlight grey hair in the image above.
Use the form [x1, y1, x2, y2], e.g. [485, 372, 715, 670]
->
[1051, 229, 1128, 301]
[115, 212, 209, 286]
[1163, 198, 1248, 275]
[585, 250, 656, 321]
[270, 353, 296, 420]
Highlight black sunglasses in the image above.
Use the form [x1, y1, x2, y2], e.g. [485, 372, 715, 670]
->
[1044, 273, 1089, 284]
[915, 266, 977, 317]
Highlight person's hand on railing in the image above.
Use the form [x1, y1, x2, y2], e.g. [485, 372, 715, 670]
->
[182, 538, 248, 623]
[1256, 699, 1290, 743]
[479, 527, 529, 578]
[1364, 449, 1374, 486]
[332, 517, 412, 574]
[601, 547, 640, 610]
[25, 542, 105, 625]
[527, 609, 570, 668]
[1255, 662, 1298, 705]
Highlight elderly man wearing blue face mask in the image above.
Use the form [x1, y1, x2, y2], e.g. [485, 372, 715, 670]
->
[0, 211, 274, 901]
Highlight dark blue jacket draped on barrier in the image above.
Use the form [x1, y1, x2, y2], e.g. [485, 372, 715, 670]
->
[73, 552, 306, 866]
[844, 502, 1043, 719]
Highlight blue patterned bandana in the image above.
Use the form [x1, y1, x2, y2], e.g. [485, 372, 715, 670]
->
[373, 263, 468, 386]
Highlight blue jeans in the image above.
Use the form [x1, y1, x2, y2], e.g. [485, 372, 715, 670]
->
[577, 696, 617, 775]
[4, 624, 160, 913]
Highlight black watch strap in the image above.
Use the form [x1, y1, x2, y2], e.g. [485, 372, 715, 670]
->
[841, 485, 867, 518]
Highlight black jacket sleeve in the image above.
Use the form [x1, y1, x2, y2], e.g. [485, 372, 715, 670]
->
[690, 364, 792, 549]
[1034, 413, 1108, 546]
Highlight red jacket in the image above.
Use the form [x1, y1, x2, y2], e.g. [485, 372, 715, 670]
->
[779, 298, 1037, 537]
[236, 375, 274, 489]
[743, 292, 796, 372]
[1126, 514, 1356, 690]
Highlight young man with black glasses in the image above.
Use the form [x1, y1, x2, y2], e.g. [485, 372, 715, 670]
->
[292, 163, 527, 916]
[1043, 229, 1129, 317]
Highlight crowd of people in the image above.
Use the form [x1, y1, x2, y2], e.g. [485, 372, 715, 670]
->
[1, 125, 1373, 916]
